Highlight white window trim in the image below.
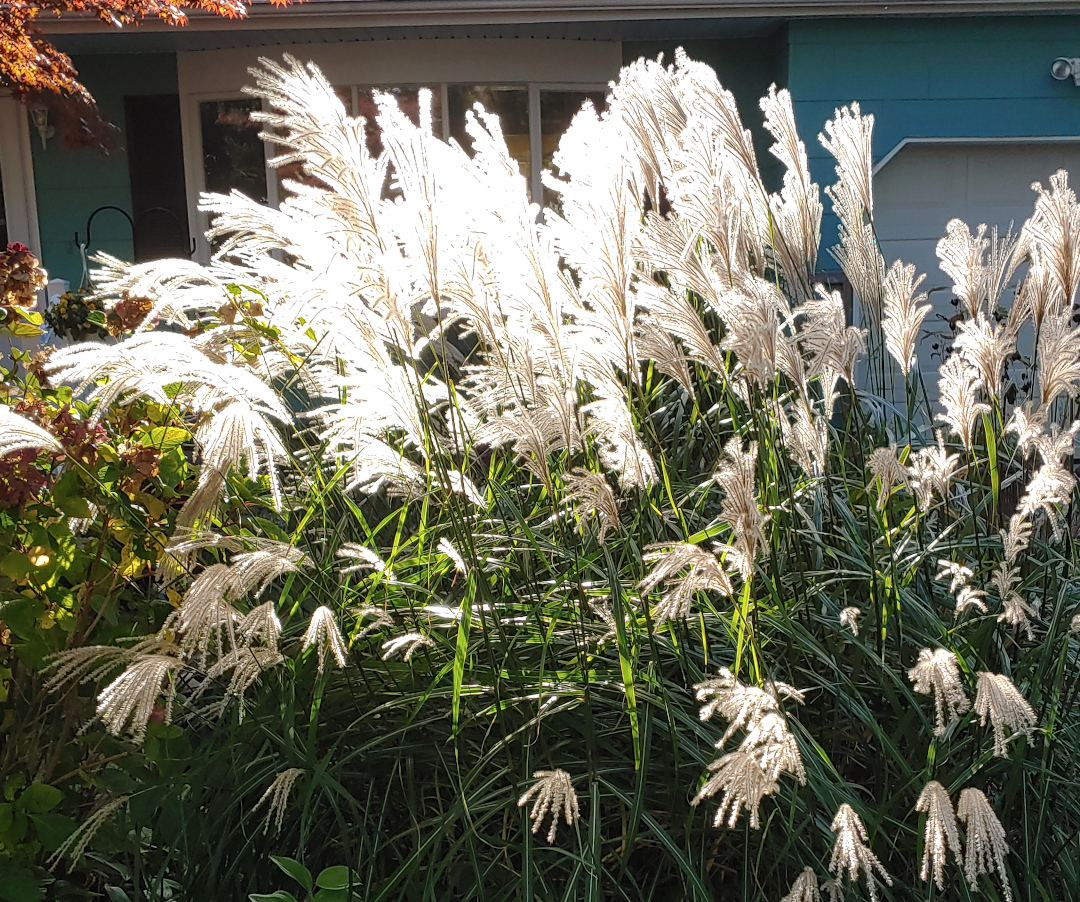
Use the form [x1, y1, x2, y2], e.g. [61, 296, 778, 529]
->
[0, 91, 41, 256]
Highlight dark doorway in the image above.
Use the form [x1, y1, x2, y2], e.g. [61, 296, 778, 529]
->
[124, 94, 190, 262]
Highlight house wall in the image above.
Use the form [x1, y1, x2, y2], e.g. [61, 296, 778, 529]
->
[31, 54, 180, 287]
[787, 15, 1080, 248]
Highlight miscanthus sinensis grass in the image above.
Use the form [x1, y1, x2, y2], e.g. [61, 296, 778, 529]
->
[25, 48, 1080, 901]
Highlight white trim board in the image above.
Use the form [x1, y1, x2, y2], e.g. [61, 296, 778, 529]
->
[0, 92, 41, 256]
[874, 136, 1080, 176]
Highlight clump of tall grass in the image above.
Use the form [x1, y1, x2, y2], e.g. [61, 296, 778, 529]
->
[22, 49, 1080, 900]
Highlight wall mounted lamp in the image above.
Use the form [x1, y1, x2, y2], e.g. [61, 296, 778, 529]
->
[29, 106, 54, 149]
[1051, 57, 1080, 86]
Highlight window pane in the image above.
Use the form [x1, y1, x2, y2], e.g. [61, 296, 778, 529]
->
[200, 99, 267, 204]
[448, 85, 529, 179]
[541, 90, 607, 209]
[356, 86, 443, 158]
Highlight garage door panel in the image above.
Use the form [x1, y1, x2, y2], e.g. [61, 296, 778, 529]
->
[870, 141, 1080, 392]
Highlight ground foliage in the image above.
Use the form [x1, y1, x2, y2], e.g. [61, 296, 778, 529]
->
[2, 51, 1080, 902]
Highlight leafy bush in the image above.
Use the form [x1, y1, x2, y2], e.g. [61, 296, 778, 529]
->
[4, 51, 1080, 902]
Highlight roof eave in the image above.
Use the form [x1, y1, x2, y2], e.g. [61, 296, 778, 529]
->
[37, 0, 1080, 34]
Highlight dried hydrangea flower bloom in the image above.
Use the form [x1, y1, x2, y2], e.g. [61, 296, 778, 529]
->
[518, 770, 580, 843]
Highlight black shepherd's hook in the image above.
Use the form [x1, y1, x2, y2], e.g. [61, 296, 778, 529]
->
[74, 205, 134, 252]
[74, 205, 196, 257]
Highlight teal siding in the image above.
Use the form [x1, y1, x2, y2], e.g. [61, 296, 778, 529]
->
[787, 16, 1080, 247]
[31, 54, 179, 287]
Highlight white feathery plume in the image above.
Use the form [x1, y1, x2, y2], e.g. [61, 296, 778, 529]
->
[867, 445, 907, 509]
[518, 769, 580, 843]
[222, 545, 306, 601]
[992, 561, 1034, 640]
[974, 672, 1037, 757]
[381, 631, 433, 661]
[780, 868, 821, 902]
[937, 220, 1021, 320]
[352, 605, 394, 640]
[337, 543, 392, 577]
[882, 260, 931, 376]
[1001, 513, 1031, 564]
[1035, 308, 1080, 407]
[1005, 403, 1046, 459]
[828, 803, 893, 902]
[838, 607, 861, 637]
[45, 636, 172, 691]
[237, 601, 283, 651]
[254, 767, 305, 835]
[160, 564, 241, 664]
[205, 645, 284, 708]
[695, 668, 805, 743]
[48, 796, 129, 870]
[760, 85, 822, 294]
[302, 606, 349, 672]
[563, 468, 620, 541]
[97, 654, 182, 743]
[1018, 458, 1075, 541]
[714, 438, 769, 575]
[0, 406, 62, 457]
[820, 103, 884, 328]
[915, 781, 961, 890]
[639, 543, 733, 622]
[692, 669, 805, 828]
[438, 537, 469, 575]
[953, 314, 1016, 399]
[936, 355, 989, 450]
[956, 787, 1012, 902]
[907, 432, 959, 510]
[908, 648, 970, 736]
[1024, 170, 1080, 306]
[692, 748, 775, 829]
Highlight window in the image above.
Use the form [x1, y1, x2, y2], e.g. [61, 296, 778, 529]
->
[200, 99, 268, 205]
[448, 85, 530, 178]
[195, 81, 605, 248]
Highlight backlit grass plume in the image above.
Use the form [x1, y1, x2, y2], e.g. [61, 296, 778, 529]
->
[21, 48, 1080, 902]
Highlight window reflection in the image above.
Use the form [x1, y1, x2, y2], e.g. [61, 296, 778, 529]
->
[200, 99, 267, 204]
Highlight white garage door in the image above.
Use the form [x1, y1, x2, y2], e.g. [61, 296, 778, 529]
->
[873, 141, 1080, 375]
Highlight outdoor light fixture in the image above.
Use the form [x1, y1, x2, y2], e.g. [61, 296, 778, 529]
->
[1051, 57, 1080, 86]
[29, 106, 54, 149]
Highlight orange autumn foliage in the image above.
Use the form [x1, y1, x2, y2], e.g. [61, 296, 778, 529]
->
[1, 0, 293, 100]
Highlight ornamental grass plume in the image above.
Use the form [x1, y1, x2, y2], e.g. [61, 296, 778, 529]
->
[974, 672, 1038, 757]
[828, 803, 892, 902]
[908, 648, 970, 736]
[957, 787, 1012, 902]
[915, 780, 961, 889]
[18, 48, 1080, 902]
[518, 770, 580, 843]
